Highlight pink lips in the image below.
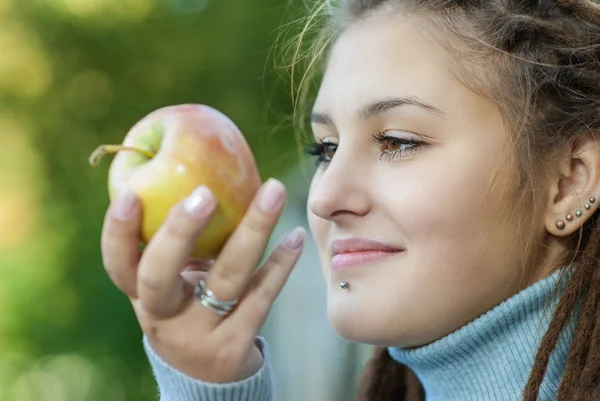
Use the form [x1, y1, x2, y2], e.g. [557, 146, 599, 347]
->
[330, 238, 403, 271]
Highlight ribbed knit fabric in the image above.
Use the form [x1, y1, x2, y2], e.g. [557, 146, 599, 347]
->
[144, 336, 274, 401]
[388, 267, 577, 401]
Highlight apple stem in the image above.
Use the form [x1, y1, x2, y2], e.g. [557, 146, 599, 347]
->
[89, 144, 156, 166]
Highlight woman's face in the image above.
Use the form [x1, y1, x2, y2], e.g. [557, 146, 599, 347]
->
[307, 10, 545, 347]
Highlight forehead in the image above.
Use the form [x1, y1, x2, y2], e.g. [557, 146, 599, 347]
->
[313, 11, 473, 116]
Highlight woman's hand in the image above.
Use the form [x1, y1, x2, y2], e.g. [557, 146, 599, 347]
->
[100, 179, 305, 383]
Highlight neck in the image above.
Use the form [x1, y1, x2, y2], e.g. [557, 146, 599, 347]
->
[388, 266, 578, 401]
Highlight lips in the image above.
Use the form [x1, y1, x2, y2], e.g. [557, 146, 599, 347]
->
[330, 238, 404, 270]
[331, 238, 403, 255]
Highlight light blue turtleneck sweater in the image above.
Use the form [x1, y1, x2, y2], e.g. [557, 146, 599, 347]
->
[143, 267, 577, 401]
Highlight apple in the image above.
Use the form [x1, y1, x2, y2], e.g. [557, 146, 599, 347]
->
[89, 104, 262, 259]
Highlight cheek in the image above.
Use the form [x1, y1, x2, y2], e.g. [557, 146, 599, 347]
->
[382, 143, 525, 328]
[399, 143, 518, 268]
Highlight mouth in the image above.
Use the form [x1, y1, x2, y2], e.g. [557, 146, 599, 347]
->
[330, 238, 404, 271]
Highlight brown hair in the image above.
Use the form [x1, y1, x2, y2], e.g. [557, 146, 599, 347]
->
[283, 0, 600, 399]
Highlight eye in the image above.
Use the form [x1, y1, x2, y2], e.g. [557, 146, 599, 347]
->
[371, 130, 424, 162]
[383, 138, 403, 152]
[323, 143, 337, 160]
[304, 139, 337, 167]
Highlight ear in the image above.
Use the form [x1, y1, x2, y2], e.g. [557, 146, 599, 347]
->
[545, 133, 600, 236]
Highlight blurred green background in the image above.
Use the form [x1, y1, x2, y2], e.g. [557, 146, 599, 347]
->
[0, 0, 324, 399]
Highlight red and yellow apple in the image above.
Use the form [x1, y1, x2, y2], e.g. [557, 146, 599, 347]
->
[90, 104, 262, 259]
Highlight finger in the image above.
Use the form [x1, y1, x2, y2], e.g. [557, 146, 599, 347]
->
[181, 270, 208, 286]
[137, 186, 217, 318]
[180, 260, 212, 286]
[226, 227, 305, 331]
[101, 190, 142, 298]
[203, 178, 286, 303]
[185, 258, 214, 272]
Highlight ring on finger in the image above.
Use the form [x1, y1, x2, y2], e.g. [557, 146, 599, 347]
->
[193, 280, 238, 316]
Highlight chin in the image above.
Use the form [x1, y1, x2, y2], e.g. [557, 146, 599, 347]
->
[328, 313, 366, 343]
[326, 287, 435, 348]
[327, 293, 402, 346]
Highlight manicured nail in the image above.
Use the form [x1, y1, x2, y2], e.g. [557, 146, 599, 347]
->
[257, 179, 285, 212]
[112, 190, 138, 221]
[184, 186, 215, 217]
[284, 227, 306, 249]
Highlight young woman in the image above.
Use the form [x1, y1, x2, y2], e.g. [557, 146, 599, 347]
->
[99, 0, 600, 399]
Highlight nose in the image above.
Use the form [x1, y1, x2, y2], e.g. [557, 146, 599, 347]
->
[307, 149, 371, 222]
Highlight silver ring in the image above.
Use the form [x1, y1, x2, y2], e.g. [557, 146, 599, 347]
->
[193, 280, 238, 316]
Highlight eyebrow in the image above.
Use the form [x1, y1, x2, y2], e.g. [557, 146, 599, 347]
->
[311, 95, 445, 125]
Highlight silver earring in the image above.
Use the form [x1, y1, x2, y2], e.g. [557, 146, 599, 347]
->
[340, 282, 349, 289]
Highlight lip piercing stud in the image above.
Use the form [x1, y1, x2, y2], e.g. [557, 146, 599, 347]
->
[340, 282, 349, 289]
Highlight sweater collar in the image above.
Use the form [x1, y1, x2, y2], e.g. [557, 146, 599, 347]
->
[388, 267, 577, 401]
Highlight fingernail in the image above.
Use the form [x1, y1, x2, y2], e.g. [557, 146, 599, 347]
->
[184, 186, 215, 217]
[284, 227, 306, 249]
[112, 191, 138, 221]
[258, 179, 285, 212]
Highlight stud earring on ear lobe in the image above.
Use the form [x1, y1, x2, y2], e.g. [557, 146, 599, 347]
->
[556, 220, 566, 230]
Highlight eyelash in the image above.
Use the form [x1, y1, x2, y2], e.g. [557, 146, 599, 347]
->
[304, 130, 424, 167]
